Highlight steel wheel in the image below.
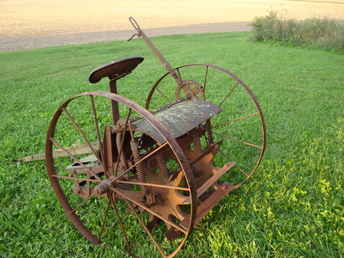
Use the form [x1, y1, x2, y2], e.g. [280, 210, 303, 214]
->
[46, 91, 196, 257]
[145, 64, 267, 187]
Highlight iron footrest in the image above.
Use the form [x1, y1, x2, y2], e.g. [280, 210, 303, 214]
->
[181, 182, 237, 229]
[197, 162, 236, 197]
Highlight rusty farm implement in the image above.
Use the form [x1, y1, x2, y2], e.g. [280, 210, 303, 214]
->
[37, 17, 267, 257]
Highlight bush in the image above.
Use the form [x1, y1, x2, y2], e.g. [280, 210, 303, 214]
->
[251, 11, 344, 51]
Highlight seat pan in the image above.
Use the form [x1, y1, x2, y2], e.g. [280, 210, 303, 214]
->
[133, 100, 222, 144]
[89, 56, 144, 83]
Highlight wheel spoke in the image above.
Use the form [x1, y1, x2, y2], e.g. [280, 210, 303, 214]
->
[156, 87, 173, 104]
[237, 165, 250, 178]
[48, 92, 199, 258]
[213, 112, 259, 129]
[72, 193, 104, 212]
[48, 92, 201, 257]
[111, 187, 187, 234]
[49, 137, 101, 179]
[98, 198, 111, 240]
[89, 96, 104, 158]
[126, 201, 165, 257]
[116, 180, 190, 192]
[219, 83, 238, 107]
[176, 67, 183, 82]
[114, 108, 132, 175]
[109, 193, 133, 255]
[212, 131, 263, 150]
[62, 107, 102, 164]
[110, 142, 169, 183]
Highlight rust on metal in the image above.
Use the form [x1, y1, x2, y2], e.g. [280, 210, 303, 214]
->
[17, 142, 99, 162]
[134, 100, 222, 143]
[39, 16, 267, 258]
[181, 182, 237, 228]
[89, 56, 144, 83]
[128, 17, 183, 88]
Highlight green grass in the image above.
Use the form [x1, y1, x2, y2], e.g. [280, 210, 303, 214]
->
[0, 32, 343, 257]
[252, 12, 344, 51]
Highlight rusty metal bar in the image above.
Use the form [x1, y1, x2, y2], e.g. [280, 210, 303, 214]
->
[219, 83, 238, 107]
[126, 201, 166, 257]
[109, 193, 133, 255]
[213, 112, 259, 130]
[181, 182, 236, 228]
[104, 126, 114, 177]
[129, 16, 183, 88]
[196, 162, 235, 197]
[190, 143, 218, 166]
[98, 198, 111, 240]
[111, 187, 187, 234]
[116, 180, 190, 192]
[212, 131, 263, 150]
[109, 79, 120, 125]
[110, 142, 169, 183]
[114, 108, 132, 175]
[49, 137, 101, 180]
[237, 165, 250, 178]
[62, 107, 101, 164]
[156, 87, 173, 103]
[17, 142, 99, 162]
[89, 96, 103, 153]
[128, 123, 146, 189]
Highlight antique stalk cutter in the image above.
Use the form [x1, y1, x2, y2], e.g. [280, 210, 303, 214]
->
[44, 17, 266, 257]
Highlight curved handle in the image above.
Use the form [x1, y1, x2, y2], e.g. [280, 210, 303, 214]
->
[127, 16, 183, 88]
[129, 16, 142, 34]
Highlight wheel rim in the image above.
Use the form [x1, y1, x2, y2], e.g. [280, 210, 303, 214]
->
[145, 64, 267, 187]
[46, 91, 196, 257]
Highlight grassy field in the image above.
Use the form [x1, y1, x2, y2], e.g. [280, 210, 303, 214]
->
[0, 32, 343, 257]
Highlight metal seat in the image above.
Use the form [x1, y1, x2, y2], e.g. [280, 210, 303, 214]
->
[88, 56, 144, 83]
[133, 100, 222, 143]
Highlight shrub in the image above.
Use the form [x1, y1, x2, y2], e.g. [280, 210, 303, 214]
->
[251, 11, 344, 51]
